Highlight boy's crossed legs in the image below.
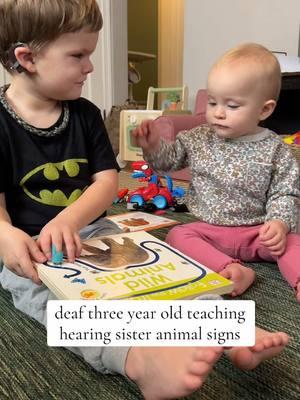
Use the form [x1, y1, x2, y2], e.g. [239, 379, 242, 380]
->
[0, 220, 290, 400]
[0, 262, 289, 399]
[167, 222, 300, 301]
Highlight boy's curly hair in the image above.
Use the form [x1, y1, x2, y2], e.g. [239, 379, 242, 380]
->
[0, 0, 103, 71]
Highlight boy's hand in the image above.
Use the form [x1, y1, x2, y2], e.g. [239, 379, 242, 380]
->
[259, 219, 289, 256]
[131, 119, 161, 153]
[0, 223, 46, 284]
[38, 217, 82, 263]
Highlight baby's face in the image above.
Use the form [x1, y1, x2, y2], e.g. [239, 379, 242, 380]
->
[206, 64, 268, 139]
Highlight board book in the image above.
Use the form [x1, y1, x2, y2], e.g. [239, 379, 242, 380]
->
[119, 110, 162, 163]
[105, 211, 178, 232]
[37, 231, 233, 300]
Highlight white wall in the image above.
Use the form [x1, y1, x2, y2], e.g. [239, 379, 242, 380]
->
[183, 0, 300, 108]
[109, 0, 128, 107]
[80, 0, 128, 116]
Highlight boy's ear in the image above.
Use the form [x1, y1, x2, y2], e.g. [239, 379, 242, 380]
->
[259, 99, 276, 121]
[14, 46, 36, 73]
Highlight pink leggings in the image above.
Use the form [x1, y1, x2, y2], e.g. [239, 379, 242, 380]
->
[166, 222, 300, 288]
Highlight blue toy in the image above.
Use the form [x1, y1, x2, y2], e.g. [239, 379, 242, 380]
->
[51, 244, 63, 265]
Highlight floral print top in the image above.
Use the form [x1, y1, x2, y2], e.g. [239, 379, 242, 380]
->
[145, 125, 300, 232]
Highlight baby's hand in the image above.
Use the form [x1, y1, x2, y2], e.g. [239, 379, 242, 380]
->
[38, 217, 82, 263]
[131, 119, 160, 153]
[259, 219, 289, 256]
[0, 223, 46, 284]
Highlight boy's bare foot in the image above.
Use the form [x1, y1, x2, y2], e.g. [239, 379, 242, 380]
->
[227, 327, 289, 370]
[220, 263, 255, 297]
[296, 282, 300, 302]
[125, 346, 223, 400]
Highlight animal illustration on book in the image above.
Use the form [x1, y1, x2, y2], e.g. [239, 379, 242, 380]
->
[105, 211, 178, 232]
[118, 217, 149, 227]
[81, 236, 149, 269]
[37, 231, 233, 300]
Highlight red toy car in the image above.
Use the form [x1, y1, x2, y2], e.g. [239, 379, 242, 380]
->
[127, 161, 185, 210]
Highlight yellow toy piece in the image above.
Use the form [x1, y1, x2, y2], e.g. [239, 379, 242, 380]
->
[283, 131, 300, 145]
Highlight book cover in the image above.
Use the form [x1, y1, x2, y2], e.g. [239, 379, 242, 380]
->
[119, 110, 162, 163]
[37, 231, 233, 300]
[106, 211, 178, 232]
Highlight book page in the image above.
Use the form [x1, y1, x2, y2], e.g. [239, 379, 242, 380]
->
[106, 211, 178, 232]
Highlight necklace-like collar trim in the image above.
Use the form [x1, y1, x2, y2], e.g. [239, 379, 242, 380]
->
[227, 129, 271, 143]
[0, 85, 69, 137]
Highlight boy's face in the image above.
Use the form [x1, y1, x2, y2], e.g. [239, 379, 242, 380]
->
[206, 64, 270, 139]
[32, 29, 99, 100]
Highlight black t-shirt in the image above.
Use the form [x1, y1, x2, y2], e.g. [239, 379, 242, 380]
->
[0, 97, 118, 236]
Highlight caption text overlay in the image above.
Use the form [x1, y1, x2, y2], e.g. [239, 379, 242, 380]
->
[47, 300, 255, 347]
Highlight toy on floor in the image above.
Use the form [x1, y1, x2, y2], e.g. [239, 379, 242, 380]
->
[116, 161, 186, 211]
[283, 131, 300, 145]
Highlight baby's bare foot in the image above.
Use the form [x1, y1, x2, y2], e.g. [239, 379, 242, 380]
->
[220, 263, 255, 297]
[227, 327, 289, 370]
[125, 346, 223, 400]
[296, 282, 300, 302]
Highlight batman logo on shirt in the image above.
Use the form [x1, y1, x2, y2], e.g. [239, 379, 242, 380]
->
[20, 159, 89, 207]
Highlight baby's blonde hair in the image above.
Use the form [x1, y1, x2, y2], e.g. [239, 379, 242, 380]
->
[212, 43, 282, 100]
[0, 0, 103, 71]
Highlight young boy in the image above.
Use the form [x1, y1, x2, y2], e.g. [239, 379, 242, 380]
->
[0, 4, 290, 399]
[133, 43, 300, 304]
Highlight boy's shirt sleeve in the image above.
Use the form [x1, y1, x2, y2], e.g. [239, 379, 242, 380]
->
[265, 144, 300, 232]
